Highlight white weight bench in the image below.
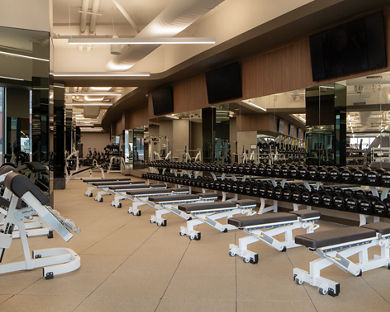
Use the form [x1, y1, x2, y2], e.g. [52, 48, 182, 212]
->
[227, 210, 320, 264]
[0, 172, 80, 279]
[84, 179, 134, 197]
[93, 183, 164, 202]
[142, 193, 219, 226]
[117, 187, 190, 212]
[293, 222, 390, 297]
[105, 183, 167, 206]
[177, 199, 257, 240]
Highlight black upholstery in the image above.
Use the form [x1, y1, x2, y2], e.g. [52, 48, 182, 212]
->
[25, 162, 47, 173]
[91, 181, 134, 186]
[228, 213, 297, 227]
[291, 209, 321, 219]
[4, 172, 49, 206]
[0, 197, 10, 208]
[149, 194, 200, 203]
[84, 178, 131, 183]
[0, 165, 16, 176]
[234, 199, 257, 207]
[295, 227, 376, 249]
[362, 222, 390, 235]
[111, 184, 165, 190]
[127, 188, 188, 196]
[178, 201, 236, 213]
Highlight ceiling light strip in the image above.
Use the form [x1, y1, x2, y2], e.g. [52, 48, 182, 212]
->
[66, 92, 122, 96]
[52, 72, 150, 77]
[65, 103, 113, 107]
[68, 37, 216, 45]
[0, 50, 49, 62]
[0, 75, 24, 81]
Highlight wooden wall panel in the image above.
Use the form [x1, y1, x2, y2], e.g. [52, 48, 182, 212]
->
[173, 74, 209, 114]
[125, 104, 149, 130]
[242, 11, 390, 99]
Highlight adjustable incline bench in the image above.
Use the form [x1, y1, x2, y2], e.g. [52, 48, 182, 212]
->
[177, 199, 257, 240]
[0, 165, 53, 239]
[105, 183, 167, 206]
[92, 182, 161, 202]
[84, 178, 133, 197]
[122, 187, 190, 213]
[0, 172, 80, 279]
[293, 222, 390, 296]
[227, 209, 320, 264]
[140, 193, 219, 227]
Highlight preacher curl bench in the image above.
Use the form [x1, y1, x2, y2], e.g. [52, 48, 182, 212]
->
[0, 172, 80, 279]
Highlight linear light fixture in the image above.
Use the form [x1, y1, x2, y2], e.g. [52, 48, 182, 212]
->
[68, 37, 216, 45]
[66, 92, 122, 96]
[90, 87, 111, 91]
[65, 103, 113, 107]
[0, 75, 24, 81]
[0, 50, 49, 62]
[52, 72, 150, 77]
[242, 100, 267, 112]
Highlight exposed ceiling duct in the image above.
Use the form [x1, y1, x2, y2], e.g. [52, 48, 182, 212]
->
[107, 0, 224, 71]
[80, 0, 90, 33]
[89, 0, 100, 34]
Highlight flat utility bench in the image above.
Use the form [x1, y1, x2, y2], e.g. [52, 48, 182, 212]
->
[123, 188, 190, 215]
[84, 179, 133, 197]
[145, 193, 219, 227]
[227, 210, 320, 264]
[94, 183, 166, 203]
[293, 222, 390, 297]
[178, 199, 257, 240]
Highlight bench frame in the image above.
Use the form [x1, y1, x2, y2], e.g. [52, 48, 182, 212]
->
[293, 233, 390, 296]
[229, 216, 320, 264]
[179, 204, 257, 240]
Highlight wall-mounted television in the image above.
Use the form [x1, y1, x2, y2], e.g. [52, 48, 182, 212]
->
[310, 12, 387, 81]
[151, 86, 173, 116]
[205, 62, 242, 104]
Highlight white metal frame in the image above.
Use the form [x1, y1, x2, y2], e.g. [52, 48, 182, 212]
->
[229, 216, 320, 264]
[179, 203, 257, 240]
[293, 233, 390, 296]
[0, 192, 80, 279]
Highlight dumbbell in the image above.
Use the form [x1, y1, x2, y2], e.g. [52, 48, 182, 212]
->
[366, 168, 383, 186]
[282, 184, 293, 202]
[310, 189, 323, 207]
[318, 166, 330, 182]
[380, 170, 390, 187]
[357, 193, 374, 215]
[307, 166, 319, 181]
[256, 164, 265, 176]
[352, 168, 366, 184]
[297, 165, 308, 180]
[288, 165, 299, 179]
[274, 185, 283, 200]
[373, 197, 387, 217]
[258, 182, 269, 198]
[266, 183, 275, 199]
[345, 195, 359, 212]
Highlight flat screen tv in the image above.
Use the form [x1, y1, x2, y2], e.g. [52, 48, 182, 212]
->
[205, 62, 242, 104]
[310, 12, 387, 81]
[151, 86, 173, 116]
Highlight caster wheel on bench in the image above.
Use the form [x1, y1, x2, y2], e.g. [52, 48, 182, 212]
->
[194, 233, 201, 240]
[319, 288, 328, 295]
[47, 231, 54, 239]
[229, 251, 235, 257]
[44, 271, 54, 280]
[136, 211, 141, 216]
[116, 203, 122, 208]
[250, 254, 258, 264]
[161, 220, 167, 227]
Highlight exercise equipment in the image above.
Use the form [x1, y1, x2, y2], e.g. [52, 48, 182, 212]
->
[293, 223, 390, 297]
[0, 172, 80, 279]
[227, 209, 320, 264]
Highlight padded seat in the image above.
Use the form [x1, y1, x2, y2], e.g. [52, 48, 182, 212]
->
[149, 194, 200, 203]
[362, 222, 390, 235]
[127, 188, 188, 196]
[83, 178, 130, 183]
[234, 199, 257, 207]
[91, 181, 134, 186]
[295, 227, 376, 249]
[111, 184, 165, 190]
[228, 212, 297, 227]
[291, 209, 321, 219]
[0, 165, 16, 176]
[5, 172, 49, 206]
[178, 201, 235, 213]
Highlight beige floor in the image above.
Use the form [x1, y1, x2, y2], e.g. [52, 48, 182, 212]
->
[0, 174, 390, 312]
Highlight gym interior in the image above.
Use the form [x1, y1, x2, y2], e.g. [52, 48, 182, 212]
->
[1, 0, 390, 311]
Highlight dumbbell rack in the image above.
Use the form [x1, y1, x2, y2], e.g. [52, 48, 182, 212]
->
[147, 162, 390, 226]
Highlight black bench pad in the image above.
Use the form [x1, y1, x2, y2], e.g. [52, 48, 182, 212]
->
[295, 227, 376, 249]
[127, 188, 189, 196]
[178, 201, 236, 213]
[228, 213, 297, 227]
[362, 222, 390, 235]
[91, 181, 136, 186]
[109, 184, 165, 191]
[149, 194, 200, 203]
[84, 178, 130, 183]
[291, 209, 321, 219]
[233, 199, 257, 207]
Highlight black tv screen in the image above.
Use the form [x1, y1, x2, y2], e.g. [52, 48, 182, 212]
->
[310, 12, 387, 81]
[151, 86, 173, 116]
[205, 62, 242, 104]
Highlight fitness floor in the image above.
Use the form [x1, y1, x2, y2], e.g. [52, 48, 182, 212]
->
[0, 173, 389, 312]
